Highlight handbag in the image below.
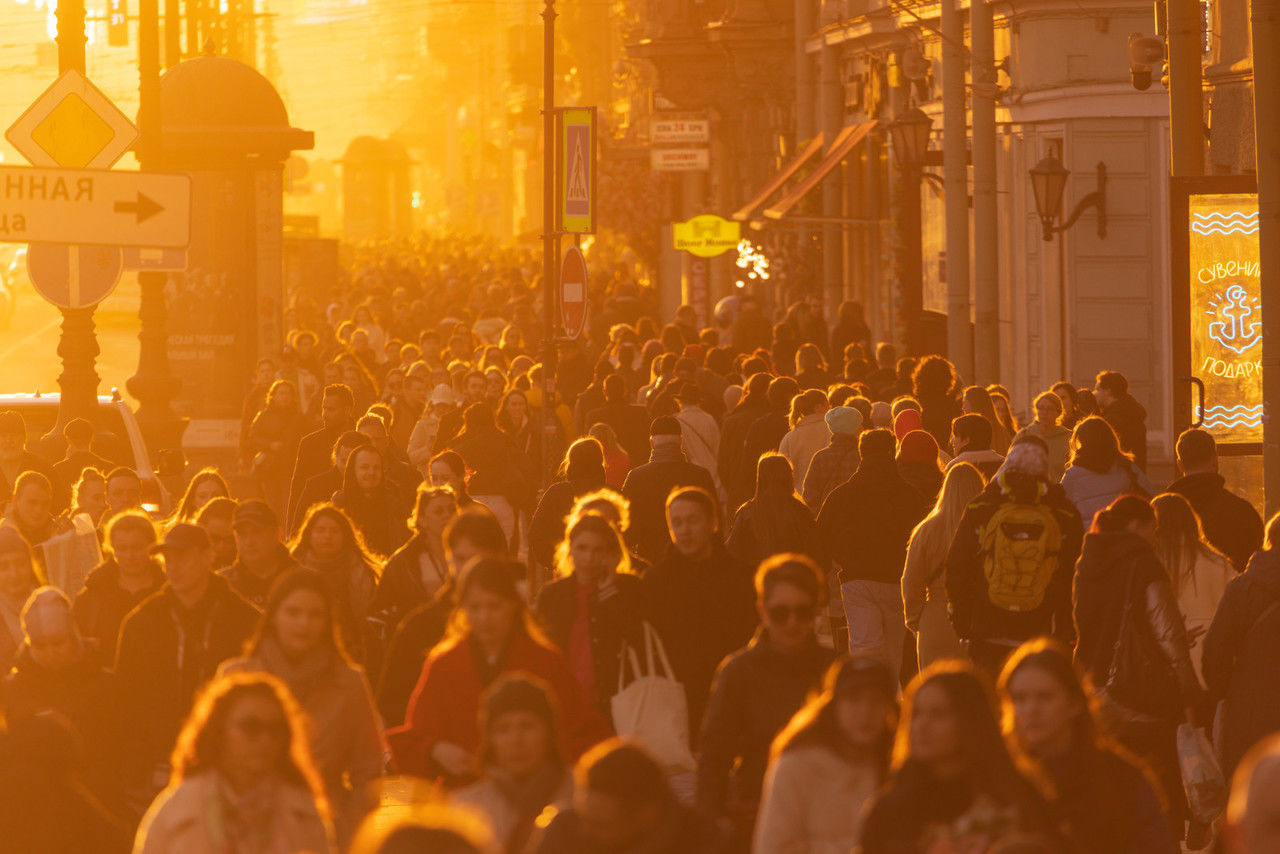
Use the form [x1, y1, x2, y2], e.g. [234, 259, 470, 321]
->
[610, 621, 696, 775]
[1101, 562, 1181, 719]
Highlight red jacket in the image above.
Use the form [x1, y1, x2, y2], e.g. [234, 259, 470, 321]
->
[386, 628, 608, 777]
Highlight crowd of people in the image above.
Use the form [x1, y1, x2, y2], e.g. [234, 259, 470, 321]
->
[0, 240, 1278, 853]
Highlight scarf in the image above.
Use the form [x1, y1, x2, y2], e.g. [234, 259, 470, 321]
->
[205, 772, 293, 854]
[256, 636, 335, 703]
[485, 765, 569, 849]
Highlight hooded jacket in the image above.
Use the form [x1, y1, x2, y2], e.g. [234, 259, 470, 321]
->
[945, 472, 1083, 645]
[815, 458, 930, 585]
[1072, 531, 1200, 722]
[1167, 471, 1263, 572]
[72, 557, 165, 662]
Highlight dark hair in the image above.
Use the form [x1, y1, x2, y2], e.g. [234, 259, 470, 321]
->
[1068, 416, 1127, 473]
[444, 507, 508, 558]
[196, 496, 237, 525]
[448, 556, 542, 642]
[766, 376, 801, 409]
[1176, 427, 1216, 470]
[246, 567, 351, 661]
[951, 413, 993, 451]
[741, 372, 772, 403]
[322, 383, 355, 409]
[332, 430, 372, 464]
[754, 553, 824, 604]
[173, 468, 231, 522]
[105, 466, 141, 486]
[63, 418, 94, 446]
[561, 437, 605, 483]
[912, 355, 956, 399]
[602, 373, 626, 404]
[998, 638, 1097, 757]
[429, 450, 468, 486]
[290, 501, 382, 565]
[772, 657, 897, 768]
[461, 403, 496, 434]
[1091, 494, 1155, 534]
[665, 485, 717, 522]
[858, 427, 896, 462]
[477, 674, 562, 769]
[575, 739, 670, 807]
[341, 444, 384, 493]
[412, 484, 458, 531]
[170, 672, 328, 822]
[1050, 381, 1078, 408]
[13, 470, 51, 499]
[892, 661, 1051, 814]
[1094, 370, 1128, 397]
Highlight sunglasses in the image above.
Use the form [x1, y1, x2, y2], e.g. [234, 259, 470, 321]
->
[767, 603, 815, 625]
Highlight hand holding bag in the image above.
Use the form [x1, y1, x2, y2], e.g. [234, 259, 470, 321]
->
[1178, 722, 1227, 824]
[610, 621, 696, 775]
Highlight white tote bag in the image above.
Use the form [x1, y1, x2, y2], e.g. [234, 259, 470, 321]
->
[610, 621, 696, 775]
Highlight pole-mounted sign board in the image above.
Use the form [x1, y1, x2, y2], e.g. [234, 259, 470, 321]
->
[0, 164, 191, 249]
[673, 214, 740, 257]
[560, 245, 588, 339]
[6, 70, 138, 170]
[556, 107, 596, 234]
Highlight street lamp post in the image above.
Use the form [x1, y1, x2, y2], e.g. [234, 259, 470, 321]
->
[540, 0, 558, 492]
[889, 107, 932, 355]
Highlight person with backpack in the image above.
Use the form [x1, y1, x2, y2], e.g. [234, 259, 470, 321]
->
[1072, 495, 1203, 841]
[945, 441, 1083, 677]
[1202, 512, 1280, 782]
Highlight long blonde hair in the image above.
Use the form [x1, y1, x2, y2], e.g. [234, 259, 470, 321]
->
[552, 512, 633, 580]
[906, 463, 986, 577]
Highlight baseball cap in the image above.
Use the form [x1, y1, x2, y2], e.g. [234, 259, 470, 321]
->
[149, 522, 211, 555]
[233, 499, 278, 530]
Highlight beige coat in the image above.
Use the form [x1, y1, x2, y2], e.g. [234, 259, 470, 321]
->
[901, 515, 963, 668]
[778, 414, 832, 493]
[134, 771, 334, 854]
[1171, 548, 1235, 684]
[452, 770, 572, 847]
[753, 745, 879, 854]
[219, 652, 385, 843]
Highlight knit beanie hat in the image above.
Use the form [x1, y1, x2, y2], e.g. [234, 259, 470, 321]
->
[482, 674, 557, 733]
[894, 408, 923, 441]
[825, 406, 864, 436]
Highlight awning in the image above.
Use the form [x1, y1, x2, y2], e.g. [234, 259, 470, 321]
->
[731, 134, 825, 222]
[763, 121, 877, 220]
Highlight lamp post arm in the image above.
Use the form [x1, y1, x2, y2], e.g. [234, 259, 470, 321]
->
[1055, 162, 1107, 238]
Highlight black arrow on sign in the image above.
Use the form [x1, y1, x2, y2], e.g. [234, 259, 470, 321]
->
[113, 192, 164, 224]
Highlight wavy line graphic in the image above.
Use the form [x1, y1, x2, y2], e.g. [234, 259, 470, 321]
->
[1204, 404, 1264, 413]
[1204, 419, 1262, 429]
[1191, 224, 1261, 235]
[1193, 212, 1258, 221]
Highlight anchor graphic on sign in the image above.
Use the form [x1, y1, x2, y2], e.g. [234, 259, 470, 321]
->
[1207, 283, 1262, 355]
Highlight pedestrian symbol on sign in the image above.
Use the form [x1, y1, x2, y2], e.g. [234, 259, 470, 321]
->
[566, 126, 589, 216]
[557, 108, 595, 234]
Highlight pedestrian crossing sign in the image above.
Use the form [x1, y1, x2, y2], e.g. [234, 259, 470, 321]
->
[557, 107, 596, 234]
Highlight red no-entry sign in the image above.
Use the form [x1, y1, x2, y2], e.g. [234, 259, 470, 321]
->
[560, 246, 587, 340]
[27, 243, 122, 309]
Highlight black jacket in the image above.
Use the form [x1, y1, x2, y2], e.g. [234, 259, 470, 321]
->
[219, 544, 300, 609]
[696, 632, 834, 817]
[945, 472, 1082, 644]
[640, 543, 757, 735]
[531, 798, 731, 854]
[375, 589, 451, 727]
[1042, 746, 1177, 854]
[815, 458, 929, 584]
[586, 402, 653, 466]
[1167, 471, 1262, 572]
[724, 496, 824, 573]
[917, 392, 960, 450]
[113, 575, 259, 786]
[286, 423, 348, 524]
[621, 452, 716, 564]
[372, 534, 449, 633]
[333, 481, 411, 558]
[1201, 547, 1280, 778]
[72, 557, 165, 663]
[448, 424, 531, 511]
[1101, 393, 1148, 471]
[1072, 532, 1200, 722]
[738, 410, 789, 496]
[534, 573, 646, 710]
[718, 396, 770, 510]
[528, 476, 607, 571]
[289, 465, 341, 535]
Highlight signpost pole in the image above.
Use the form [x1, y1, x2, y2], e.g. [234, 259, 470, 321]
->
[1251, 0, 1280, 515]
[127, 0, 185, 455]
[51, 0, 103, 441]
[540, 0, 558, 493]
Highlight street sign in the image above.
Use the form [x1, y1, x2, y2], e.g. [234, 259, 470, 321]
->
[560, 245, 587, 339]
[107, 0, 129, 47]
[26, 243, 123, 309]
[0, 165, 191, 249]
[557, 107, 596, 234]
[6, 70, 138, 170]
[673, 214, 741, 257]
[653, 116, 709, 144]
[651, 148, 709, 172]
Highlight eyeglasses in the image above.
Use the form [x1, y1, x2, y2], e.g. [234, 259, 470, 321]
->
[766, 603, 815, 625]
[232, 716, 288, 740]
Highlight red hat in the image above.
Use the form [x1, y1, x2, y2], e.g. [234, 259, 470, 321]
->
[894, 408, 923, 441]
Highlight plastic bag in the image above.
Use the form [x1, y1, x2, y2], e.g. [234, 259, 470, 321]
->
[42, 514, 102, 598]
[610, 621, 696, 775]
[1178, 722, 1227, 824]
